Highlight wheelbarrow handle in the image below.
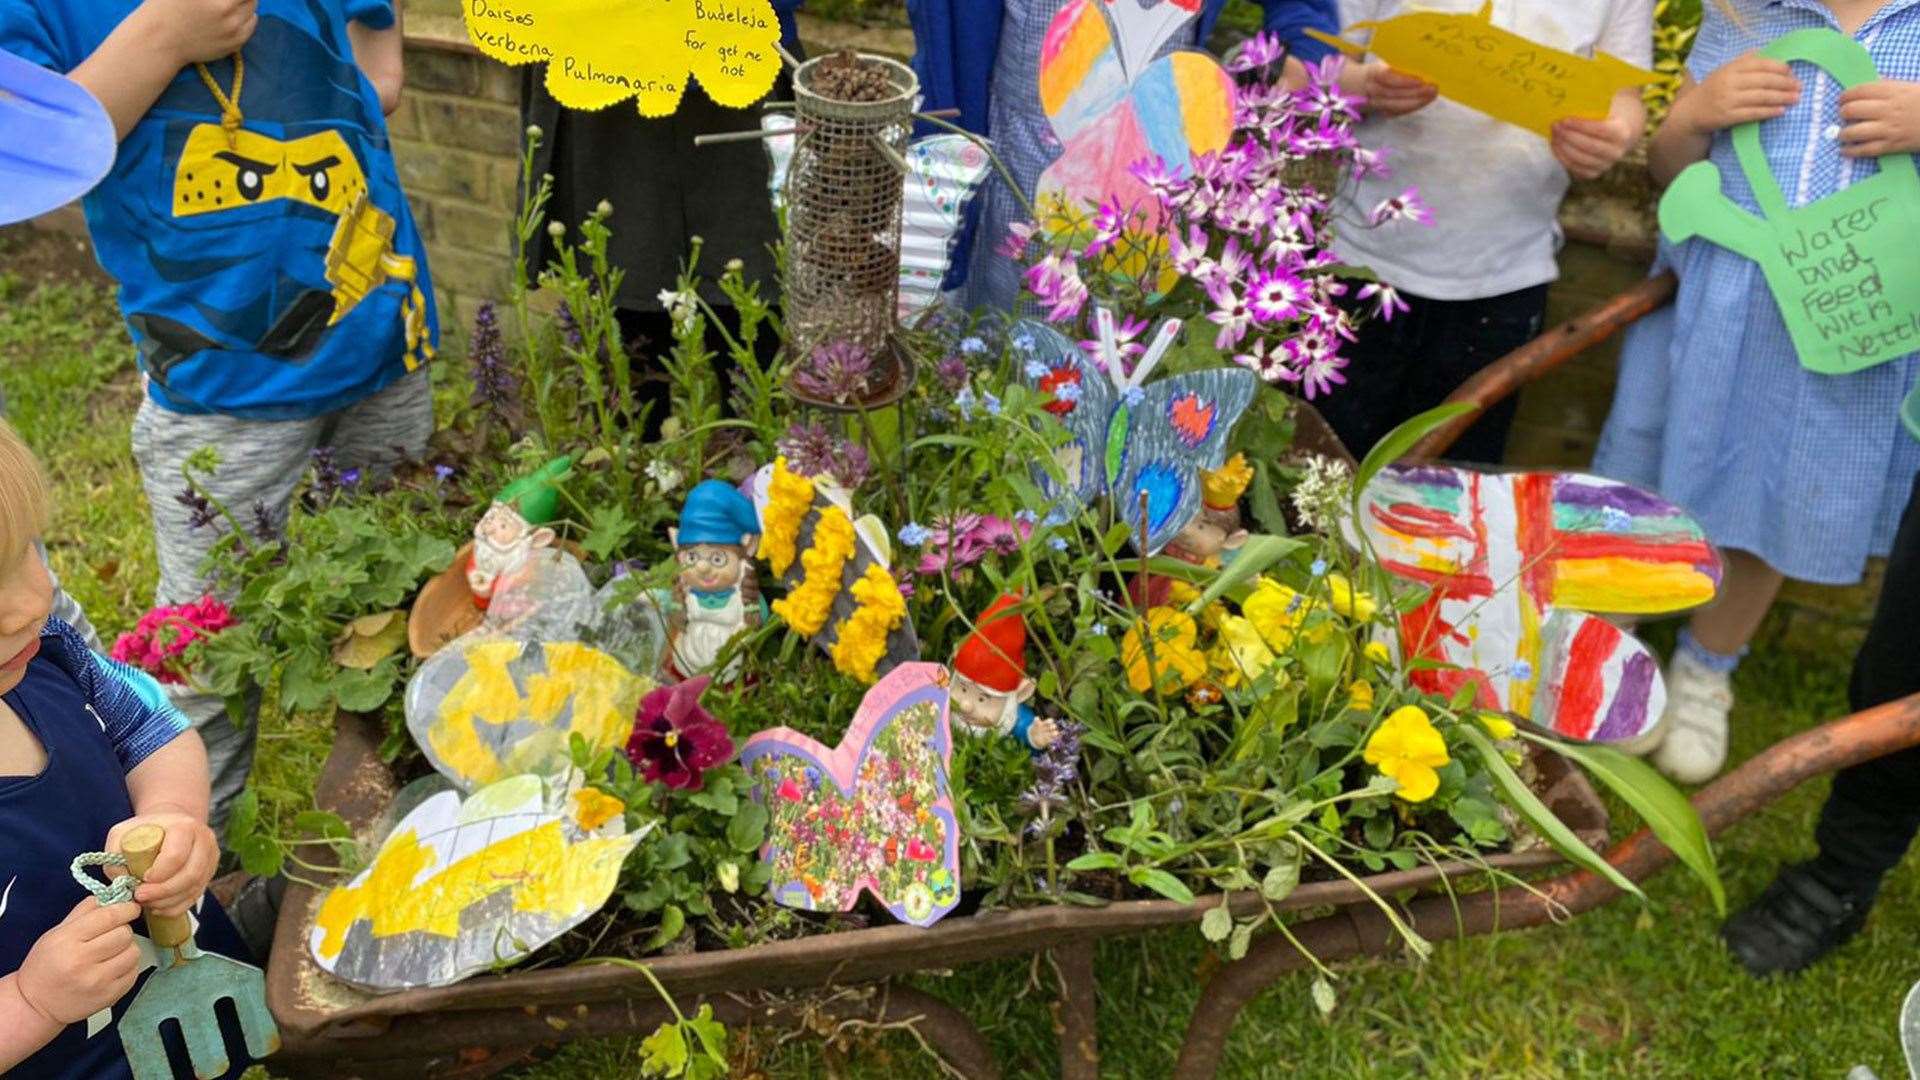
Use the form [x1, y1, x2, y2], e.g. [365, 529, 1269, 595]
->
[119, 824, 193, 951]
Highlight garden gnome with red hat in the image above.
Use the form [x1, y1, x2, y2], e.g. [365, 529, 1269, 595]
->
[949, 593, 1059, 752]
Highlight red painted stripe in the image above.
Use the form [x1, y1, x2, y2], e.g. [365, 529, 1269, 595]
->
[1551, 534, 1717, 565]
[1552, 618, 1618, 738]
[1370, 502, 1477, 542]
[1380, 559, 1496, 598]
[1514, 475, 1558, 607]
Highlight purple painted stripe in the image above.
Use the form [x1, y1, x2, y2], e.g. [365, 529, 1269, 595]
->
[1390, 464, 1464, 488]
[1554, 478, 1680, 519]
[1593, 651, 1658, 742]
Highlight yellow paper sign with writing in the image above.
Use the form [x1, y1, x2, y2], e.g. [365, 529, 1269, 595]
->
[1306, 2, 1657, 137]
[463, 0, 782, 117]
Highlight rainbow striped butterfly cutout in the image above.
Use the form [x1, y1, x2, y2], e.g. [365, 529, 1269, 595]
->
[739, 663, 962, 928]
[1354, 466, 1724, 743]
[1037, 0, 1237, 217]
[1020, 313, 1255, 555]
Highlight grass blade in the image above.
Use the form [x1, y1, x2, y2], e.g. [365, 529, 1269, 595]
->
[1351, 402, 1479, 494]
[1460, 724, 1644, 902]
[1524, 733, 1725, 916]
[1184, 534, 1306, 616]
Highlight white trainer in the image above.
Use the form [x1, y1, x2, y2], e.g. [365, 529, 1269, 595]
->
[1651, 648, 1734, 784]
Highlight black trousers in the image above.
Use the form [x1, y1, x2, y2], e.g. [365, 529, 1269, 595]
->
[1811, 472, 1920, 886]
[1316, 283, 1551, 465]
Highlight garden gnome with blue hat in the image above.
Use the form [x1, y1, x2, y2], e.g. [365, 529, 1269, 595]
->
[666, 479, 766, 680]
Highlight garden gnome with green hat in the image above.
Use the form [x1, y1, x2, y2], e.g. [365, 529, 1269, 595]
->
[468, 456, 572, 609]
[665, 479, 766, 681]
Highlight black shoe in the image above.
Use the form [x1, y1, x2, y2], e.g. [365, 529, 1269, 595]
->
[223, 872, 288, 964]
[1721, 862, 1878, 976]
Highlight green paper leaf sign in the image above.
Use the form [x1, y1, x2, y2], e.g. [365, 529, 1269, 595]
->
[1659, 30, 1920, 376]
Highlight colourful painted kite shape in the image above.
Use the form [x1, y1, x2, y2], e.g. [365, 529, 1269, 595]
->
[309, 775, 644, 992]
[738, 662, 962, 927]
[0, 48, 115, 224]
[406, 637, 650, 792]
[1353, 466, 1723, 744]
[1018, 315, 1255, 555]
[463, 0, 783, 117]
[1306, 2, 1657, 138]
[1036, 0, 1236, 217]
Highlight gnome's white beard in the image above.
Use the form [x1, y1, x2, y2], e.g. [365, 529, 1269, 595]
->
[470, 534, 534, 595]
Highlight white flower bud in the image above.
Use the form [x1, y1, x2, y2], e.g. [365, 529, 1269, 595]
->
[547, 221, 566, 239]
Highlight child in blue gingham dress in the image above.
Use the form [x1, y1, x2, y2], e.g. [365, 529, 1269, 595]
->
[1594, 0, 1920, 783]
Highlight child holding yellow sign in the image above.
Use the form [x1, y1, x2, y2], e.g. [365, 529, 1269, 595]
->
[1594, 0, 1920, 784]
[1315, 0, 1652, 465]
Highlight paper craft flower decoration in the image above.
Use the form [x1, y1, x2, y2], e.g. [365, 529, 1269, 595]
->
[1363, 705, 1450, 803]
[626, 676, 734, 791]
[308, 774, 645, 992]
[462, 0, 783, 118]
[406, 638, 650, 792]
[1353, 465, 1723, 744]
[1121, 607, 1209, 696]
[737, 663, 961, 927]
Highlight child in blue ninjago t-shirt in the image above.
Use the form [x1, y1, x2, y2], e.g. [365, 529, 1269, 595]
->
[0, 0, 438, 831]
[0, 419, 254, 1078]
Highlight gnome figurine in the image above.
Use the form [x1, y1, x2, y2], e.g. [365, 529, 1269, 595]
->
[1129, 454, 1253, 610]
[949, 593, 1059, 753]
[468, 456, 572, 609]
[665, 479, 766, 681]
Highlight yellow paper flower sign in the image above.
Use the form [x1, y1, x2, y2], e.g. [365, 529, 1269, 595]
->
[464, 0, 783, 117]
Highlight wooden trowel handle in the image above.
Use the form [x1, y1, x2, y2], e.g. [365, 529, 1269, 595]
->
[119, 824, 193, 950]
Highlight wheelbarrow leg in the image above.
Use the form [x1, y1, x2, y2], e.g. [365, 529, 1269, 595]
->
[1051, 940, 1099, 1080]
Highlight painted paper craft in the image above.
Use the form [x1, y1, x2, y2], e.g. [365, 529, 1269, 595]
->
[1036, 0, 1236, 216]
[309, 774, 645, 992]
[1306, 2, 1656, 138]
[1018, 313, 1256, 555]
[0, 48, 115, 225]
[1660, 30, 1920, 376]
[1353, 465, 1724, 744]
[750, 460, 919, 684]
[463, 0, 782, 117]
[406, 637, 650, 792]
[900, 135, 992, 319]
[737, 662, 961, 927]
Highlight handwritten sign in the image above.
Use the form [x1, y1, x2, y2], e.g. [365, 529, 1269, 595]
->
[463, 0, 782, 117]
[1660, 30, 1920, 376]
[1306, 2, 1656, 138]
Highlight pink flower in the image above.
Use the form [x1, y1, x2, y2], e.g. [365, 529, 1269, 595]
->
[625, 676, 734, 791]
[1080, 314, 1150, 375]
[1206, 276, 1253, 351]
[1371, 187, 1434, 227]
[1234, 338, 1292, 384]
[999, 220, 1038, 260]
[1358, 281, 1411, 322]
[914, 513, 1032, 576]
[1248, 269, 1306, 324]
[109, 597, 235, 685]
[1228, 31, 1284, 74]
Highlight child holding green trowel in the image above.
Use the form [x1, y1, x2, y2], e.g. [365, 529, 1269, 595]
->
[0, 418, 253, 1076]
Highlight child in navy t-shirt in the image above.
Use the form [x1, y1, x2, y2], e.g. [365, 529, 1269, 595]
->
[0, 420, 252, 1077]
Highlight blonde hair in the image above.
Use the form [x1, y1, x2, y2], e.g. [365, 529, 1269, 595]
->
[0, 420, 50, 569]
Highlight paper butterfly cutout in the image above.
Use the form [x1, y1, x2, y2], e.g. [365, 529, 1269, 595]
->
[406, 638, 649, 792]
[0, 48, 115, 225]
[1019, 313, 1256, 555]
[309, 774, 645, 992]
[1306, 2, 1657, 138]
[738, 663, 962, 928]
[462, 0, 782, 118]
[900, 135, 993, 319]
[1037, 0, 1236, 218]
[1354, 465, 1723, 743]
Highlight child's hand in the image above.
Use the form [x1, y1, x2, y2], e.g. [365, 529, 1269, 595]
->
[15, 899, 143, 1025]
[1839, 80, 1920, 158]
[106, 812, 219, 918]
[138, 0, 258, 65]
[1552, 114, 1639, 180]
[1361, 62, 1440, 118]
[1676, 51, 1800, 135]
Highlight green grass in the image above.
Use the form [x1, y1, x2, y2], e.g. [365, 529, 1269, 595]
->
[2, 242, 1909, 1079]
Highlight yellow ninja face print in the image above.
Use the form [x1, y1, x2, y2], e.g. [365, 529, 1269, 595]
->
[171, 124, 366, 218]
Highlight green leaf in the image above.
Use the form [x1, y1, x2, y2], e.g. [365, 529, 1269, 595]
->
[1351, 402, 1479, 496]
[1311, 975, 1337, 1017]
[1200, 901, 1233, 942]
[1065, 851, 1124, 872]
[1262, 857, 1300, 902]
[292, 810, 353, 842]
[224, 788, 260, 847]
[584, 503, 638, 560]
[1129, 866, 1196, 904]
[1459, 725, 1643, 902]
[639, 1021, 691, 1077]
[727, 801, 768, 854]
[1227, 921, 1253, 960]
[645, 904, 687, 953]
[686, 1004, 730, 1067]
[333, 658, 400, 713]
[234, 833, 283, 878]
[1183, 535, 1306, 616]
[1527, 734, 1725, 916]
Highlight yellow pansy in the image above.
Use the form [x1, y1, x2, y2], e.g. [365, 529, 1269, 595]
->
[1477, 713, 1518, 741]
[1347, 680, 1375, 712]
[1121, 607, 1209, 696]
[1208, 615, 1279, 690]
[1363, 640, 1392, 665]
[1363, 705, 1451, 803]
[1242, 578, 1311, 653]
[1326, 573, 1379, 622]
[571, 787, 626, 832]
